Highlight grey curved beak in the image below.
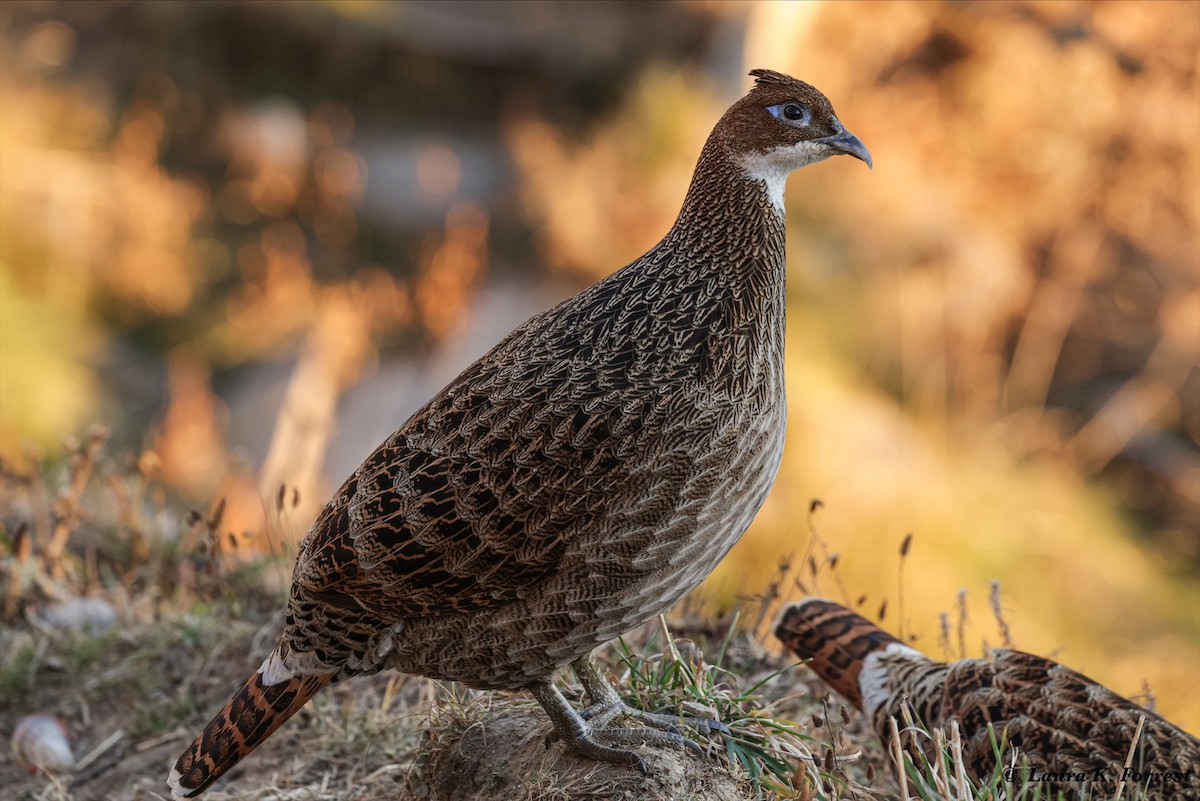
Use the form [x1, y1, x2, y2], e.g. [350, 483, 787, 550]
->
[820, 130, 872, 169]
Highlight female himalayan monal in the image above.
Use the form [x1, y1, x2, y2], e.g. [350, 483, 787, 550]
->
[170, 69, 871, 798]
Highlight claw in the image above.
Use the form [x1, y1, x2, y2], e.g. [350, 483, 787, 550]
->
[694, 717, 732, 736]
[531, 680, 714, 773]
[570, 656, 729, 741]
[581, 699, 728, 740]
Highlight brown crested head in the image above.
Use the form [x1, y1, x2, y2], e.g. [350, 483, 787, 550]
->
[713, 68, 872, 181]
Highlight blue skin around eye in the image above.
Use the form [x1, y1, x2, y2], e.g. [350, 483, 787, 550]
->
[767, 103, 812, 127]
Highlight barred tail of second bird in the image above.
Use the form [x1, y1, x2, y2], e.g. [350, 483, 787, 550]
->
[774, 597, 904, 710]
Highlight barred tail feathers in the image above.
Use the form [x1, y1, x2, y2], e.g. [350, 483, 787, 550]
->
[167, 663, 331, 799]
[774, 597, 905, 710]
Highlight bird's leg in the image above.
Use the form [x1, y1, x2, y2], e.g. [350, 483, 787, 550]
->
[530, 680, 703, 775]
[570, 656, 730, 737]
[571, 655, 626, 727]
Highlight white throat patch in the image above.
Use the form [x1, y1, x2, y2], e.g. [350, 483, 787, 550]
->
[739, 141, 831, 215]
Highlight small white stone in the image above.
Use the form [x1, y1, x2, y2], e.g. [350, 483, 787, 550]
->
[13, 715, 75, 773]
[38, 597, 117, 635]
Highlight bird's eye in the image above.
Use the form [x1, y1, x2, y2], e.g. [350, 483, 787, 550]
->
[767, 102, 811, 127]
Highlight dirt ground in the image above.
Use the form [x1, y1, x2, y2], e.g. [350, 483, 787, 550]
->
[1, 603, 856, 801]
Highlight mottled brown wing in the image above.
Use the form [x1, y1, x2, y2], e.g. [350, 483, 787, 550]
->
[289, 288, 673, 620]
[293, 408, 629, 617]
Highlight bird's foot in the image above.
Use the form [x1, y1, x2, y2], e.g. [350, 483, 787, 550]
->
[580, 698, 731, 738]
[569, 655, 730, 737]
[531, 682, 712, 774]
[567, 725, 705, 774]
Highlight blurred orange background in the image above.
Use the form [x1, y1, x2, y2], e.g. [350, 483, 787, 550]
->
[1, 1, 1196, 732]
